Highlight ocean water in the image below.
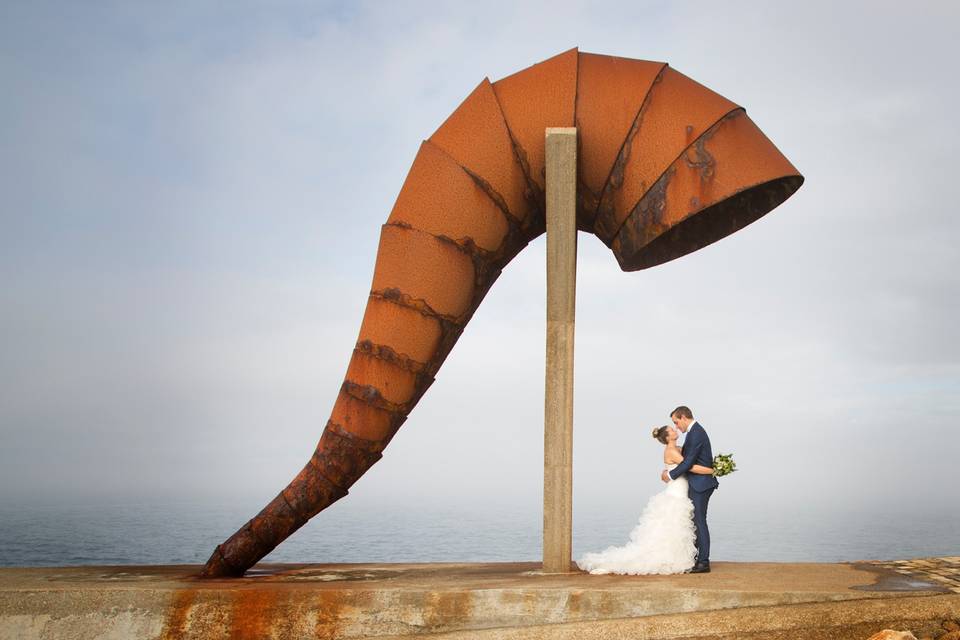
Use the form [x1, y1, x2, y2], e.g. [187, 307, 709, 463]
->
[1, 497, 957, 567]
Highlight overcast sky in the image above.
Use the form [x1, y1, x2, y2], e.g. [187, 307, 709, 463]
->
[1, 1, 958, 528]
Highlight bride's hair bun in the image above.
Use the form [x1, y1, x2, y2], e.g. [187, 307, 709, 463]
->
[652, 426, 670, 444]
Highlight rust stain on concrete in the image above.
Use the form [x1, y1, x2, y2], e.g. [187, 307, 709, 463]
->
[421, 590, 475, 631]
[159, 589, 197, 640]
[313, 590, 345, 640]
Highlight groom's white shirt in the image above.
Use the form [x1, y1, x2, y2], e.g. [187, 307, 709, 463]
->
[679, 419, 697, 447]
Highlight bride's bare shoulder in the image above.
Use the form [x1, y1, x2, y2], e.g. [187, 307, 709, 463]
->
[664, 445, 683, 464]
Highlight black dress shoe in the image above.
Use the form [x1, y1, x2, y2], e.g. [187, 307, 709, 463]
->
[689, 562, 711, 573]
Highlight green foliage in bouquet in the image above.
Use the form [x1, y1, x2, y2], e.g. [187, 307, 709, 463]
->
[712, 453, 737, 477]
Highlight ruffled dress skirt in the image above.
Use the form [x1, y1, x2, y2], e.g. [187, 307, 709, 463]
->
[577, 471, 698, 575]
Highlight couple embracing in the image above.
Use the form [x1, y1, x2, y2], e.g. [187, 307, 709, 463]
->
[577, 406, 718, 575]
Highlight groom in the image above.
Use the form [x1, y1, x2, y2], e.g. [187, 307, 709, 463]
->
[661, 405, 718, 573]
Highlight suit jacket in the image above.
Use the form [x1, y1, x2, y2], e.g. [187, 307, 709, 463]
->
[668, 421, 719, 493]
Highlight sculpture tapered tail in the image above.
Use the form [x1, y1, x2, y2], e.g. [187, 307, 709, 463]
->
[200, 48, 803, 577]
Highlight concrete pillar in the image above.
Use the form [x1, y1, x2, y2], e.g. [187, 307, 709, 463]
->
[543, 127, 577, 574]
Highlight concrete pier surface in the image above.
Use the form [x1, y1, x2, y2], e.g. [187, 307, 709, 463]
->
[2, 558, 959, 639]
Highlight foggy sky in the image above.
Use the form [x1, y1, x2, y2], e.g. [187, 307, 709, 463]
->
[1, 0, 958, 524]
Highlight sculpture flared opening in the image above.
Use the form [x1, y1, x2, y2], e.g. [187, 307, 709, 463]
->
[614, 175, 804, 272]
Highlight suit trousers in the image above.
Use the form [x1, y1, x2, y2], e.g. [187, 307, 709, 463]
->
[688, 486, 715, 563]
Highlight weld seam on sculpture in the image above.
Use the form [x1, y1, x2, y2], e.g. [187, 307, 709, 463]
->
[307, 428, 384, 492]
[315, 425, 385, 470]
[459, 164, 529, 228]
[630, 166, 678, 244]
[354, 340, 428, 374]
[572, 56, 580, 138]
[363, 294, 469, 380]
[610, 108, 731, 247]
[404, 141, 531, 253]
[199, 48, 803, 578]
[276, 490, 303, 525]
[594, 69, 749, 248]
[484, 102, 546, 229]
[282, 480, 346, 521]
[593, 62, 669, 234]
[430, 79, 543, 233]
[505, 144, 544, 228]
[381, 221, 502, 290]
[340, 380, 420, 417]
[288, 468, 346, 507]
[247, 508, 290, 548]
[457, 170, 536, 259]
[494, 124, 541, 218]
[594, 64, 666, 242]
[371, 288, 464, 325]
[356, 300, 463, 385]
[207, 545, 240, 576]
[600, 103, 745, 245]
[463, 167, 543, 249]
[342, 372, 436, 416]
[307, 436, 381, 490]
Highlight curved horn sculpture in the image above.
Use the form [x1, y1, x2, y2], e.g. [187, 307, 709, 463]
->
[200, 48, 803, 578]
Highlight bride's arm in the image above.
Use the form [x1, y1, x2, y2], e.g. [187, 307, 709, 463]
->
[668, 443, 712, 474]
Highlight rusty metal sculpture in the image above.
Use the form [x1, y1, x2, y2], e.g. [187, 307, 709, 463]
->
[200, 48, 803, 578]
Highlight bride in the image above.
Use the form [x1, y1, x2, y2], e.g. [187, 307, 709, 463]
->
[576, 425, 715, 574]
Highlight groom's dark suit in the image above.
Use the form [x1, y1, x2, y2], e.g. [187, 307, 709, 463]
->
[668, 421, 718, 564]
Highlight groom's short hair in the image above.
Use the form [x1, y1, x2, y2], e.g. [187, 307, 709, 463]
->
[671, 406, 693, 419]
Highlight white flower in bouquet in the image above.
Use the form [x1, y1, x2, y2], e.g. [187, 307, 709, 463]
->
[712, 453, 737, 477]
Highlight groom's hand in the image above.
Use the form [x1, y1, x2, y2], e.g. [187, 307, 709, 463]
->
[661, 470, 670, 483]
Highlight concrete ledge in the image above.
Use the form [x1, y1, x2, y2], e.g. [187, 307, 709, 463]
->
[1, 561, 957, 639]
[401, 593, 960, 640]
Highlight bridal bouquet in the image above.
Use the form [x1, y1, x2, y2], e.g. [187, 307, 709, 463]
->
[712, 453, 737, 477]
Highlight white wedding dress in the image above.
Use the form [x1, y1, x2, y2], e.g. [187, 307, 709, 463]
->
[577, 463, 698, 574]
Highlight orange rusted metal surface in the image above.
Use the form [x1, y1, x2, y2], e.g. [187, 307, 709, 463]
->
[200, 48, 803, 578]
[429, 79, 533, 228]
[611, 109, 803, 270]
[575, 53, 665, 227]
[493, 48, 578, 193]
[595, 66, 740, 244]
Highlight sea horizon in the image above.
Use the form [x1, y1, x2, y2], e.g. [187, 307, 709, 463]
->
[1, 495, 956, 568]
